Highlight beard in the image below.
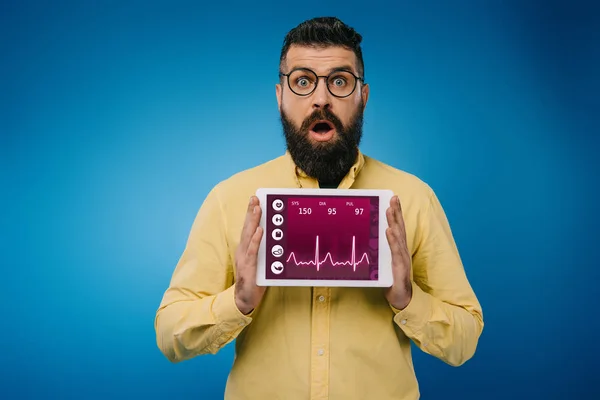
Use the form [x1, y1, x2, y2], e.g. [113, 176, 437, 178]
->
[280, 102, 364, 185]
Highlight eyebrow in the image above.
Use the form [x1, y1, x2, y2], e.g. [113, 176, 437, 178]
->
[288, 65, 357, 75]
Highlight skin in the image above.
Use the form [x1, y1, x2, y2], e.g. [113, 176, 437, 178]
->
[234, 45, 413, 314]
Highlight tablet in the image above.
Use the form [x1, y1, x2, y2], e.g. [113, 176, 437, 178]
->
[255, 188, 394, 287]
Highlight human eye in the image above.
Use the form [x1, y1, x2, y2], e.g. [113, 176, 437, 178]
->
[330, 74, 348, 87]
[296, 76, 312, 87]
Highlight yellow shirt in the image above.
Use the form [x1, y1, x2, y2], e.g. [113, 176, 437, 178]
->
[154, 151, 484, 400]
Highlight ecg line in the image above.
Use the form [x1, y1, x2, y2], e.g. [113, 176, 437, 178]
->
[286, 235, 369, 272]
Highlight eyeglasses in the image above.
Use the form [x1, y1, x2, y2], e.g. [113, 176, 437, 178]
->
[279, 68, 365, 98]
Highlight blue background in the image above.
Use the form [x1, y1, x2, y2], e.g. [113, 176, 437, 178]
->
[2, 0, 598, 399]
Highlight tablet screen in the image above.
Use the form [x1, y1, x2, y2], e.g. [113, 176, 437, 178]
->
[265, 194, 379, 281]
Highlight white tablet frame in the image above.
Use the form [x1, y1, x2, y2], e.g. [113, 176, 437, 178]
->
[255, 188, 394, 287]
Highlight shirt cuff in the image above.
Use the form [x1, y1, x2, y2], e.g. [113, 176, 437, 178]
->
[212, 285, 254, 333]
[389, 283, 433, 334]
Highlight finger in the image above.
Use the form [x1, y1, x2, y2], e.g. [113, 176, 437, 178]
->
[386, 227, 403, 258]
[239, 196, 260, 249]
[386, 199, 402, 238]
[245, 226, 264, 264]
[390, 195, 407, 237]
[387, 200, 409, 257]
[241, 204, 261, 251]
[386, 206, 395, 228]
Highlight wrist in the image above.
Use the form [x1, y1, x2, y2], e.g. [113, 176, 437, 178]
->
[236, 301, 254, 315]
[390, 281, 413, 310]
[390, 297, 410, 310]
[234, 292, 254, 315]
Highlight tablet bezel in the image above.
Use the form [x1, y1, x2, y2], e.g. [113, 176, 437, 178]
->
[255, 188, 394, 287]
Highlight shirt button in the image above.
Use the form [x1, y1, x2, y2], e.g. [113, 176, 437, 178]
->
[318, 295, 325, 302]
[401, 319, 407, 325]
[238, 321, 245, 326]
[317, 349, 324, 356]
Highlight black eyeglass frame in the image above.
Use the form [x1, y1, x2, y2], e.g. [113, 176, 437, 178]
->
[279, 67, 365, 98]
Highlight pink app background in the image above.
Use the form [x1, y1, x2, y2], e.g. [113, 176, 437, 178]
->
[266, 194, 379, 280]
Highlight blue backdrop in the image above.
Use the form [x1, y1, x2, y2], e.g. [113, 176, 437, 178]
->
[2, 0, 598, 399]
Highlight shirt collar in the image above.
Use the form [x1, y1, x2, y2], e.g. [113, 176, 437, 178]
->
[284, 149, 365, 189]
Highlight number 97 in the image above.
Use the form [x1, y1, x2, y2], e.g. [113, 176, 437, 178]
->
[355, 208, 363, 215]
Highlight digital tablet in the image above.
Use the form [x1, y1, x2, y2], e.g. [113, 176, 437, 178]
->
[255, 188, 394, 287]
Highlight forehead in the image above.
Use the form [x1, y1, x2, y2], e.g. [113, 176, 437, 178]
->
[284, 45, 358, 74]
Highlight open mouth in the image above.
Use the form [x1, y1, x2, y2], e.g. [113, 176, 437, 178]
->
[309, 120, 335, 135]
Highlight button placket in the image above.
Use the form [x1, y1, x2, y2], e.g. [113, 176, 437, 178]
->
[310, 288, 331, 400]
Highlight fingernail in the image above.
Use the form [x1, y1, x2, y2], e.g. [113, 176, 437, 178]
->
[249, 196, 253, 204]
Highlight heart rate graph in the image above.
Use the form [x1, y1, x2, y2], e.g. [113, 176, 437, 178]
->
[286, 235, 369, 272]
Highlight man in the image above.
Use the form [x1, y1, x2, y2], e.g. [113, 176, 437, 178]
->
[155, 16, 483, 400]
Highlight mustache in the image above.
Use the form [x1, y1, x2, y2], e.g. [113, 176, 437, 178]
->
[300, 108, 344, 132]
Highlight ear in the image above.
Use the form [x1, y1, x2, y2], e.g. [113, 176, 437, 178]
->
[276, 83, 282, 112]
[361, 83, 369, 111]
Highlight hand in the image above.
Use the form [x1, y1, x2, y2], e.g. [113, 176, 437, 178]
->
[384, 195, 413, 310]
[234, 196, 266, 315]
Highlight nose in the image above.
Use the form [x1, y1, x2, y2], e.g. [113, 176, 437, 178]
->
[312, 77, 332, 110]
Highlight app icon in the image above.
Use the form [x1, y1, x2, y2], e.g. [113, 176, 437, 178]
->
[271, 261, 284, 274]
[271, 245, 284, 257]
[272, 229, 283, 240]
[272, 214, 284, 226]
[272, 199, 284, 211]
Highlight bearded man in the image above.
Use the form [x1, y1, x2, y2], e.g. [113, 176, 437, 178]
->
[155, 16, 483, 400]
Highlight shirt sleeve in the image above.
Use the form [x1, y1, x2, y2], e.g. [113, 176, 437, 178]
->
[154, 185, 253, 363]
[390, 189, 484, 367]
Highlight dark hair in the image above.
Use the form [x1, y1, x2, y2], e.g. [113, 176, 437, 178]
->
[279, 17, 364, 79]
